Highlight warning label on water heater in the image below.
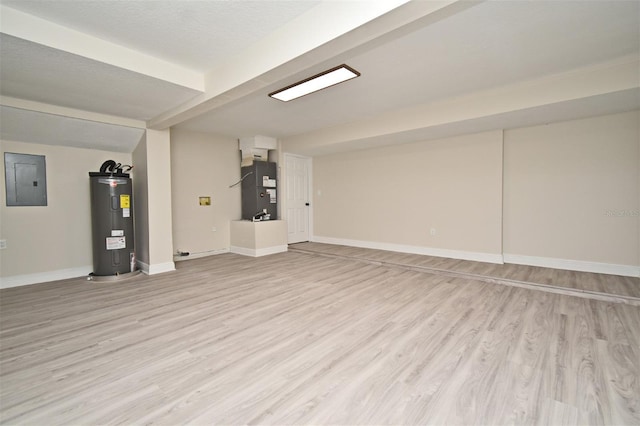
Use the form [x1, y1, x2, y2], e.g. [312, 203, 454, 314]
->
[106, 236, 126, 250]
[120, 194, 130, 208]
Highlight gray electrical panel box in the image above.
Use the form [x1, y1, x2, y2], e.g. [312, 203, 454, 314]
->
[4, 152, 47, 206]
[241, 161, 277, 220]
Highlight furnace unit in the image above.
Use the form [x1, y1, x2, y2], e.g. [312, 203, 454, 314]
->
[241, 161, 277, 221]
[88, 161, 138, 279]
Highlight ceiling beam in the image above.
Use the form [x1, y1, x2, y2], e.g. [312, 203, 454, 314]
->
[281, 56, 640, 155]
[0, 5, 204, 92]
[0, 96, 147, 129]
[147, 0, 477, 130]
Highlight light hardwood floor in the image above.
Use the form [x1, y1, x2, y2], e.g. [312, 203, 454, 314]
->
[291, 242, 640, 302]
[1, 249, 639, 425]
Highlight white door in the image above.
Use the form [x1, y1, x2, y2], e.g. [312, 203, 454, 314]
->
[284, 154, 311, 243]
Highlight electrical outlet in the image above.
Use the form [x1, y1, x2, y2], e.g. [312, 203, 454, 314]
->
[430, 228, 437, 236]
[0, 239, 7, 249]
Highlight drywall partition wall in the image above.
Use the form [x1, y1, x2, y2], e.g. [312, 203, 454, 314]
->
[132, 133, 149, 267]
[144, 129, 175, 274]
[170, 128, 241, 258]
[503, 110, 640, 276]
[0, 140, 132, 288]
[312, 130, 504, 262]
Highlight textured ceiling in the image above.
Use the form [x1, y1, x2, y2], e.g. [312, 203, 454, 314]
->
[177, 0, 640, 138]
[0, 0, 638, 154]
[1, 0, 321, 72]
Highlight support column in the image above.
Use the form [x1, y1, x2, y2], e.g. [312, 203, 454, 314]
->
[133, 129, 175, 274]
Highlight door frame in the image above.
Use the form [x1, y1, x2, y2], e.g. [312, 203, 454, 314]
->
[282, 152, 313, 243]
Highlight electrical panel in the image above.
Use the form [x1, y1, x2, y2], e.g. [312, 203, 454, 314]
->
[4, 152, 47, 206]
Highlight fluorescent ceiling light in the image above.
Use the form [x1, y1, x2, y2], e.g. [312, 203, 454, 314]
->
[269, 64, 360, 102]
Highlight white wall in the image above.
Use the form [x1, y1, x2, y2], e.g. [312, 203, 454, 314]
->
[503, 110, 639, 273]
[3, 110, 636, 285]
[132, 134, 149, 265]
[144, 129, 175, 274]
[308, 111, 639, 276]
[170, 128, 241, 257]
[312, 131, 504, 262]
[0, 140, 132, 287]
[129, 129, 175, 275]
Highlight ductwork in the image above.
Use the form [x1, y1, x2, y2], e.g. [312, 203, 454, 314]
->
[239, 136, 277, 166]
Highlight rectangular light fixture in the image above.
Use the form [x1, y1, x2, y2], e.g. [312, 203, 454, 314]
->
[269, 64, 360, 102]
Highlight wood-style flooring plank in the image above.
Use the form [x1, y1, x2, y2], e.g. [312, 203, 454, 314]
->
[291, 242, 640, 301]
[1, 250, 639, 425]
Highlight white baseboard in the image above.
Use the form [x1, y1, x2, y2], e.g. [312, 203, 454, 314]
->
[504, 254, 640, 278]
[137, 261, 176, 275]
[174, 248, 230, 262]
[310, 236, 504, 264]
[230, 245, 288, 257]
[0, 265, 93, 289]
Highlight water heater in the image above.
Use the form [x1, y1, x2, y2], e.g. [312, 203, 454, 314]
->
[88, 162, 137, 279]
